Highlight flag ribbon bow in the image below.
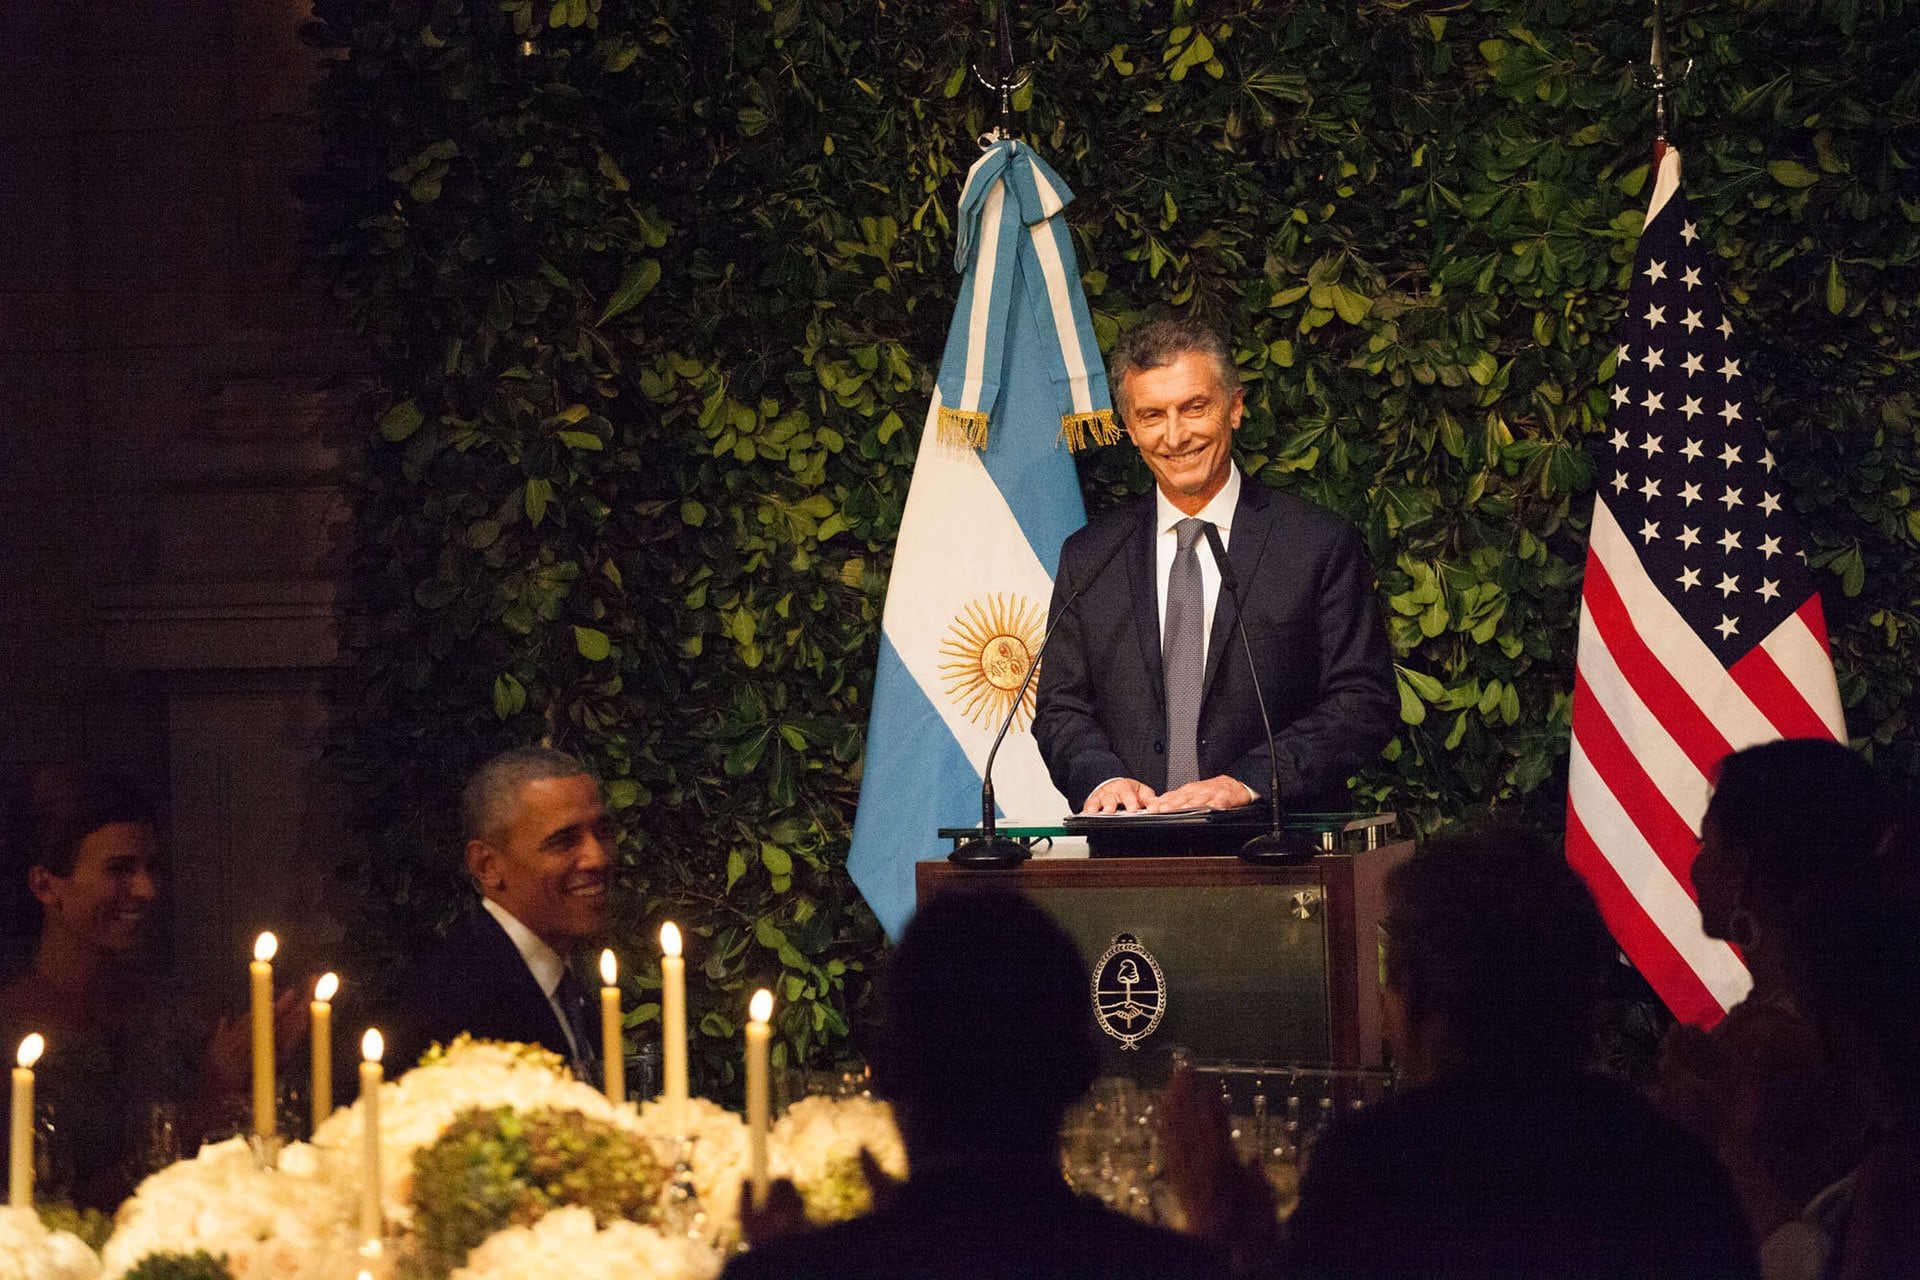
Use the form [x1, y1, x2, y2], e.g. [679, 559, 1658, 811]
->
[935, 139, 1121, 453]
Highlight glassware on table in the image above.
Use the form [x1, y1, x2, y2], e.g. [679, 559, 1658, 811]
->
[1062, 1077, 1161, 1224]
[34, 1099, 73, 1203]
[625, 1045, 661, 1103]
[140, 1100, 182, 1173]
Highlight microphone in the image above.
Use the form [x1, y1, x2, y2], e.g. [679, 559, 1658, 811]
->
[950, 526, 1134, 867]
[1201, 522, 1316, 863]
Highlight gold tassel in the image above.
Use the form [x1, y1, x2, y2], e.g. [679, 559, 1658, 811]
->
[937, 405, 991, 450]
[1059, 409, 1122, 452]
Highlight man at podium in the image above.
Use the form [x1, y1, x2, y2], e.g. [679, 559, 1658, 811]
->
[1034, 319, 1395, 815]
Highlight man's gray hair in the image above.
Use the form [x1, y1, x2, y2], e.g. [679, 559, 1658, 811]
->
[460, 745, 592, 844]
[1107, 318, 1240, 422]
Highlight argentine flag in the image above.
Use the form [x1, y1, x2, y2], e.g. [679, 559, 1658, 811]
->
[847, 139, 1117, 938]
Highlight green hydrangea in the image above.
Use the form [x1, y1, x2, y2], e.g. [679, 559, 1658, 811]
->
[804, 1153, 877, 1225]
[119, 1252, 234, 1280]
[35, 1201, 113, 1252]
[407, 1105, 665, 1280]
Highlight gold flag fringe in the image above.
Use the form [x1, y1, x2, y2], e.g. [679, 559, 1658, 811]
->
[937, 405, 991, 450]
[1058, 409, 1122, 452]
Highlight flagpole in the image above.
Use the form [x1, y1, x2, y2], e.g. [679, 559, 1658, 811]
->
[971, 1, 1029, 143]
[1649, 0, 1672, 149]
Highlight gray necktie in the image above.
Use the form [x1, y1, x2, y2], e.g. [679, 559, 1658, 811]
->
[1164, 518, 1207, 790]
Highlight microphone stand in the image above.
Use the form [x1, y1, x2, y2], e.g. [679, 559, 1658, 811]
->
[948, 644, 1048, 867]
[951, 529, 1132, 866]
[1201, 523, 1317, 863]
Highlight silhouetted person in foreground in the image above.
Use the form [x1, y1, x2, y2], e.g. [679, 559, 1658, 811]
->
[1657, 739, 1887, 1249]
[1777, 839, 1920, 1280]
[1167, 828, 1758, 1280]
[722, 889, 1229, 1280]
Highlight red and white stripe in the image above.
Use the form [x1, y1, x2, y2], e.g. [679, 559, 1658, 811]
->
[1568, 498, 1844, 1028]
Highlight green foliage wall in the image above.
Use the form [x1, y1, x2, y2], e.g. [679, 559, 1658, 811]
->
[306, 0, 1920, 1082]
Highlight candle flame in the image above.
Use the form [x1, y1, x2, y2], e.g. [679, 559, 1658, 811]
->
[16, 1033, 44, 1069]
[315, 972, 340, 1002]
[254, 932, 279, 963]
[749, 989, 774, 1024]
[600, 949, 618, 986]
[361, 1029, 384, 1063]
[659, 922, 682, 957]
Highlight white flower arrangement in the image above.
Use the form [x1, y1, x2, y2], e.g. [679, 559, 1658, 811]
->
[768, 1095, 907, 1225]
[309, 1036, 629, 1229]
[448, 1207, 721, 1280]
[98, 1139, 356, 1280]
[630, 1097, 750, 1245]
[0, 1206, 100, 1280]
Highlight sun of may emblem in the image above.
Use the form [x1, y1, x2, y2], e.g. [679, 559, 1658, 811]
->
[940, 593, 1046, 730]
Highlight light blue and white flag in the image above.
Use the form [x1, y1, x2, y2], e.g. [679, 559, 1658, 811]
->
[848, 139, 1118, 938]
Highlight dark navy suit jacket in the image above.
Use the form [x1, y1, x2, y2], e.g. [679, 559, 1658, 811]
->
[380, 906, 575, 1076]
[1034, 476, 1395, 812]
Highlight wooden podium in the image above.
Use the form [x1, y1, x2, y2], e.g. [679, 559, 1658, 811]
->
[917, 838, 1412, 1079]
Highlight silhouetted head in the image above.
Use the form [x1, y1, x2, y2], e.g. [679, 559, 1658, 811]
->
[1691, 739, 1885, 949]
[1384, 825, 1613, 1080]
[872, 890, 1099, 1162]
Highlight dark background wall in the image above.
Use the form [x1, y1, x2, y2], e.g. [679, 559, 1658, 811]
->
[0, 0, 357, 998]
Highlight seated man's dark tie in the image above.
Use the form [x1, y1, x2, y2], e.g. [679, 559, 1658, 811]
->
[554, 967, 601, 1083]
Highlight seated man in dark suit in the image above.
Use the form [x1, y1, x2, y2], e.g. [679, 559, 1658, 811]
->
[722, 889, 1229, 1280]
[1034, 318, 1395, 815]
[382, 745, 614, 1076]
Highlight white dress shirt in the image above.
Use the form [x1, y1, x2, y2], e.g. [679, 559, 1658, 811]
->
[482, 897, 583, 1063]
[1153, 464, 1241, 670]
[1088, 467, 1254, 804]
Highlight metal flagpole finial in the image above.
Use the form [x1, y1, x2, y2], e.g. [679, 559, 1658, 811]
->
[970, 0, 1030, 146]
[1635, 0, 1692, 148]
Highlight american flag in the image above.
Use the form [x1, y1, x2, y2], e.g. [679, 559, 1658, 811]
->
[1566, 145, 1845, 1029]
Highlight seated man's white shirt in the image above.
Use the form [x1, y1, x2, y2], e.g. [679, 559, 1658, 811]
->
[481, 896, 583, 1062]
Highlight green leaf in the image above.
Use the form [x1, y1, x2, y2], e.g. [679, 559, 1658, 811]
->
[1328, 284, 1371, 325]
[573, 625, 611, 660]
[1768, 159, 1820, 188]
[524, 478, 553, 526]
[378, 399, 424, 443]
[726, 848, 747, 892]
[598, 260, 662, 325]
[491, 673, 526, 719]
[1397, 675, 1427, 726]
[557, 430, 604, 450]
[1400, 667, 1446, 702]
[760, 843, 793, 877]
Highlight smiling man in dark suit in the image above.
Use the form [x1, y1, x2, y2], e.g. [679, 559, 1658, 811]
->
[382, 746, 614, 1076]
[1034, 319, 1395, 814]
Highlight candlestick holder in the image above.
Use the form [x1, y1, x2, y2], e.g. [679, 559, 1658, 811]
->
[247, 1131, 283, 1172]
[658, 1134, 708, 1244]
[354, 1235, 392, 1280]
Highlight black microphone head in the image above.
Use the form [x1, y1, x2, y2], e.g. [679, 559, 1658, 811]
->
[1200, 520, 1240, 594]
